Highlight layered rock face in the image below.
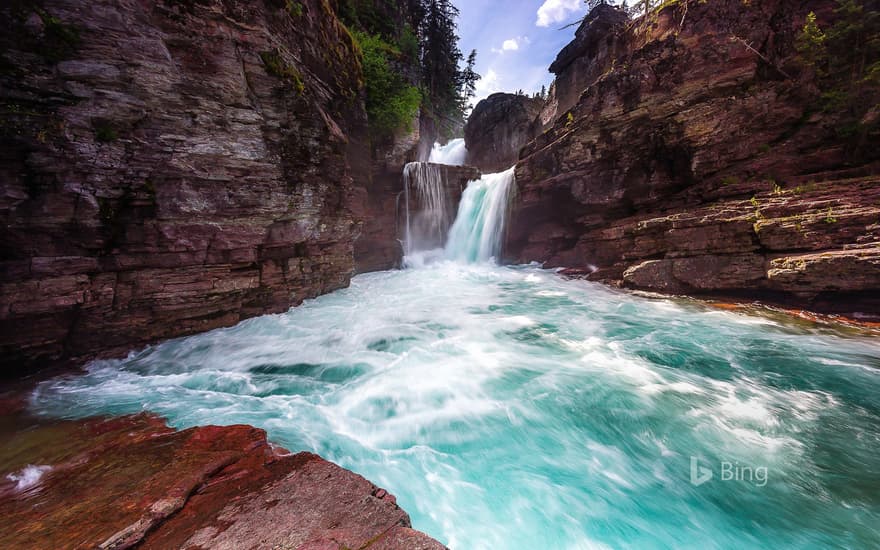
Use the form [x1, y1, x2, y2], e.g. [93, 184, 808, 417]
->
[541, 3, 629, 129]
[0, 0, 370, 373]
[508, 0, 880, 317]
[0, 413, 445, 549]
[464, 93, 543, 173]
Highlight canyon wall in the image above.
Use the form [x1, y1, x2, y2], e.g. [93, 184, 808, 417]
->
[0, 0, 370, 374]
[507, 0, 880, 317]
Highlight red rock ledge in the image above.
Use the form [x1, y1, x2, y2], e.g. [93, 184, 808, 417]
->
[0, 413, 445, 550]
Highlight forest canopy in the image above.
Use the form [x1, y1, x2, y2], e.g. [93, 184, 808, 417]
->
[337, 0, 479, 140]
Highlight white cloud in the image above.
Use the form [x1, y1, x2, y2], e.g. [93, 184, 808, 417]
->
[535, 0, 583, 27]
[491, 37, 528, 54]
[473, 68, 501, 103]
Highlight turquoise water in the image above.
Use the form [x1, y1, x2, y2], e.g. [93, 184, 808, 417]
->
[445, 167, 516, 263]
[29, 261, 880, 549]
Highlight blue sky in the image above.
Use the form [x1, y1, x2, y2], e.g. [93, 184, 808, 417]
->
[455, 0, 591, 103]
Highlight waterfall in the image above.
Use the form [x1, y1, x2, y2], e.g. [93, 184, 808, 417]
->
[402, 139, 515, 265]
[445, 167, 516, 263]
[402, 162, 451, 258]
[428, 138, 467, 166]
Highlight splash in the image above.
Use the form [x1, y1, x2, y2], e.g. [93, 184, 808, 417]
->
[29, 263, 880, 549]
[6, 465, 51, 493]
[428, 138, 467, 165]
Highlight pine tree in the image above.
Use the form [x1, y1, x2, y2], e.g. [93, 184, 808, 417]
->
[459, 49, 480, 110]
[627, 0, 658, 18]
[420, 0, 464, 133]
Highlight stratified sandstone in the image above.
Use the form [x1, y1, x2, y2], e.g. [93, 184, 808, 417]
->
[0, 413, 446, 550]
[0, 0, 370, 373]
[507, 0, 880, 317]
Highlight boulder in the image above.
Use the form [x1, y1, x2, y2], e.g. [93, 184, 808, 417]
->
[464, 93, 543, 172]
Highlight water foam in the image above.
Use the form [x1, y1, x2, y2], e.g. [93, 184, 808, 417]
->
[429, 138, 468, 165]
[27, 262, 880, 548]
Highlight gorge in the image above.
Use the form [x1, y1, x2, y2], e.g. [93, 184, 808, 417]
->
[2, 0, 880, 548]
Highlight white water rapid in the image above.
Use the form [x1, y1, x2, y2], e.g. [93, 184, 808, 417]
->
[428, 138, 467, 165]
[26, 138, 880, 549]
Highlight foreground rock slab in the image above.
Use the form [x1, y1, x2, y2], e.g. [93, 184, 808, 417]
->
[0, 414, 445, 550]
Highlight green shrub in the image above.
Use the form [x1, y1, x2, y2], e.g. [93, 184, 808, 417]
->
[35, 8, 80, 62]
[351, 30, 421, 137]
[824, 207, 838, 223]
[796, 11, 827, 75]
[398, 25, 419, 62]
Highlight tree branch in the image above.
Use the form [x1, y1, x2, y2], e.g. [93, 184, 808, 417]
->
[730, 35, 793, 80]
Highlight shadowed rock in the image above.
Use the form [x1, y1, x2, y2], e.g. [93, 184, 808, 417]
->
[464, 93, 543, 173]
[0, 0, 369, 375]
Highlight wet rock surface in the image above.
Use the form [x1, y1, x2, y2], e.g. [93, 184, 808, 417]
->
[0, 413, 445, 550]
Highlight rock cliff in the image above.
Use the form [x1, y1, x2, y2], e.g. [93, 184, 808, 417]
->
[464, 92, 544, 173]
[543, 3, 629, 128]
[0, 0, 370, 374]
[507, 0, 880, 317]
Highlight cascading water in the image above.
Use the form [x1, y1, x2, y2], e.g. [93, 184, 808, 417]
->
[428, 138, 467, 165]
[445, 167, 516, 263]
[402, 162, 451, 258]
[400, 138, 475, 264]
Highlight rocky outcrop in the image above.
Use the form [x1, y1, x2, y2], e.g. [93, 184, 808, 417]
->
[543, 3, 629, 127]
[508, 0, 880, 317]
[0, 413, 445, 549]
[464, 93, 543, 173]
[0, 0, 370, 374]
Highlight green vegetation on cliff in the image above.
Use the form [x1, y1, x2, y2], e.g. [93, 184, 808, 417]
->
[796, 0, 880, 157]
[351, 31, 422, 136]
[337, 0, 478, 141]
